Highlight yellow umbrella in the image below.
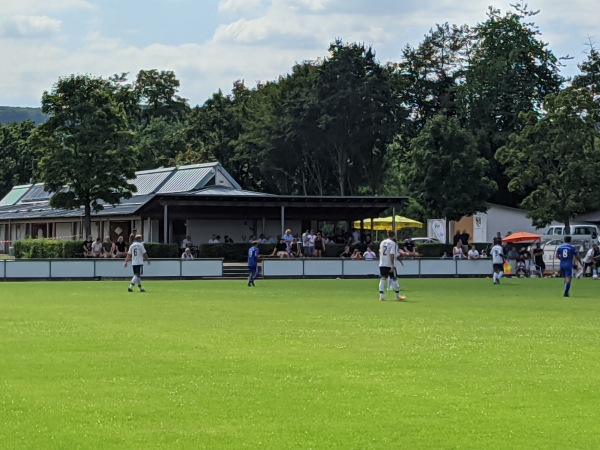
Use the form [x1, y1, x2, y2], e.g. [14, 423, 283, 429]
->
[353, 215, 423, 231]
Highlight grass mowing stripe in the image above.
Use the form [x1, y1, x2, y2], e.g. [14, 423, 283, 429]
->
[1, 278, 600, 448]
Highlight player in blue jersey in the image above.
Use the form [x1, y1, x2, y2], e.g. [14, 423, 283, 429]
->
[247, 240, 261, 287]
[556, 236, 583, 297]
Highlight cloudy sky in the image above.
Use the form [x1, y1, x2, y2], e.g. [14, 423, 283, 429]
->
[0, 0, 597, 107]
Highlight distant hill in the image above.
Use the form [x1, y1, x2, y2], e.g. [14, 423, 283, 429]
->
[0, 106, 47, 125]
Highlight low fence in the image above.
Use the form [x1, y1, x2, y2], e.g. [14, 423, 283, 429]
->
[263, 258, 494, 278]
[0, 259, 223, 280]
[0, 257, 522, 281]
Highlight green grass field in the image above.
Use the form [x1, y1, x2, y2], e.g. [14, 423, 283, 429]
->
[1, 277, 600, 449]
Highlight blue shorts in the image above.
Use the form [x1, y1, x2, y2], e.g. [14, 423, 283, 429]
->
[248, 265, 259, 274]
[560, 267, 573, 278]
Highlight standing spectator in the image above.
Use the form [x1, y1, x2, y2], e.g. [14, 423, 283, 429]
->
[247, 240, 261, 287]
[453, 230, 462, 247]
[452, 241, 465, 259]
[533, 242, 545, 274]
[467, 245, 480, 259]
[460, 229, 470, 248]
[301, 229, 310, 255]
[556, 236, 583, 297]
[182, 235, 193, 250]
[208, 234, 219, 244]
[282, 228, 294, 250]
[124, 235, 150, 292]
[128, 228, 137, 245]
[378, 231, 405, 301]
[363, 247, 376, 260]
[352, 228, 360, 245]
[224, 235, 234, 243]
[313, 232, 326, 258]
[343, 229, 353, 245]
[578, 243, 598, 277]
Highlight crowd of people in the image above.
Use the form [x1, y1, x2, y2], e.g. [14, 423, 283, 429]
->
[82, 233, 131, 258]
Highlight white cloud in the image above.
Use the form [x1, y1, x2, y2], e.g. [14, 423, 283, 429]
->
[0, 15, 61, 39]
[0, 0, 597, 107]
[218, 0, 265, 14]
[0, 0, 95, 15]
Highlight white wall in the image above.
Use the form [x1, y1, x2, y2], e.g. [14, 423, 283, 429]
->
[483, 205, 541, 243]
[55, 222, 73, 240]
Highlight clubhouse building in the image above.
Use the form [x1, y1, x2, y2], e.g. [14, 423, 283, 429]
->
[0, 162, 407, 252]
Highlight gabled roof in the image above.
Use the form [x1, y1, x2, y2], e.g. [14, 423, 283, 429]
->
[0, 195, 155, 220]
[0, 162, 241, 207]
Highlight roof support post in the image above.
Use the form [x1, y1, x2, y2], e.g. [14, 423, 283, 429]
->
[392, 207, 396, 234]
[280, 206, 285, 237]
[163, 204, 169, 244]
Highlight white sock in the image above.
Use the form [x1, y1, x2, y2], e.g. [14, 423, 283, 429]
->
[378, 280, 385, 297]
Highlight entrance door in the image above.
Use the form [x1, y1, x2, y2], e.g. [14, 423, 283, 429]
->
[110, 221, 129, 243]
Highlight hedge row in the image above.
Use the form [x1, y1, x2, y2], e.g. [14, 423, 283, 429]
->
[13, 240, 498, 261]
[14, 239, 179, 259]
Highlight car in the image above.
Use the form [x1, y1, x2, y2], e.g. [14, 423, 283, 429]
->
[409, 237, 440, 245]
[537, 239, 586, 271]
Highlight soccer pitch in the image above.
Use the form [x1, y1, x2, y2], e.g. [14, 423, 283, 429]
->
[2, 278, 600, 449]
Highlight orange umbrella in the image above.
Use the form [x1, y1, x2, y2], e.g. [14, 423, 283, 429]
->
[502, 231, 541, 243]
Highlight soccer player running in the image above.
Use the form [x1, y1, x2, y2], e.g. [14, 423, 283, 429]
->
[556, 236, 583, 297]
[247, 240, 261, 287]
[124, 235, 150, 292]
[378, 231, 406, 301]
[491, 237, 506, 284]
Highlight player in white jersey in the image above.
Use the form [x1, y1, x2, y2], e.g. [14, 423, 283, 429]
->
[124, 235, 150, 292]
[490, 237, 506, 284]
[378, 231, 406, 301]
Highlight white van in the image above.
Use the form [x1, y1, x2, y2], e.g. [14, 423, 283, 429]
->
[541, 223, 598, 248]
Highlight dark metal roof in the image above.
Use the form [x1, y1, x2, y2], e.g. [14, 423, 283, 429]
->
[132, 169, 172, 195]
[0, 162, 407, 223]
[157, 166, 213, 193]
[0, 194, 154, 220]
[138, 190, 408, 222]
[0, 185, 31, 206]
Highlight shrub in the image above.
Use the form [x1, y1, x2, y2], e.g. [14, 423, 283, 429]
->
[144, 243, 179, 258]
[14, 239, 67, 258]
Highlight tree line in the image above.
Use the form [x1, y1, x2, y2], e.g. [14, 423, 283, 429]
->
[0, 4, 599, 237]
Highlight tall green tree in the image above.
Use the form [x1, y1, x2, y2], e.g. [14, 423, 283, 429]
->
[462, 4, 563, 205]
[0, 120, 38, 199]
[572, 41, 600, 96]
[396, 22, 470, 137]
[400, 115, 497, 243]
[495, 87, 600, 233]
[185, 83, 252, 185]
[315, 40, 405, 195]
[134, 69, 189, 124]
[30, 74, 138, 237]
